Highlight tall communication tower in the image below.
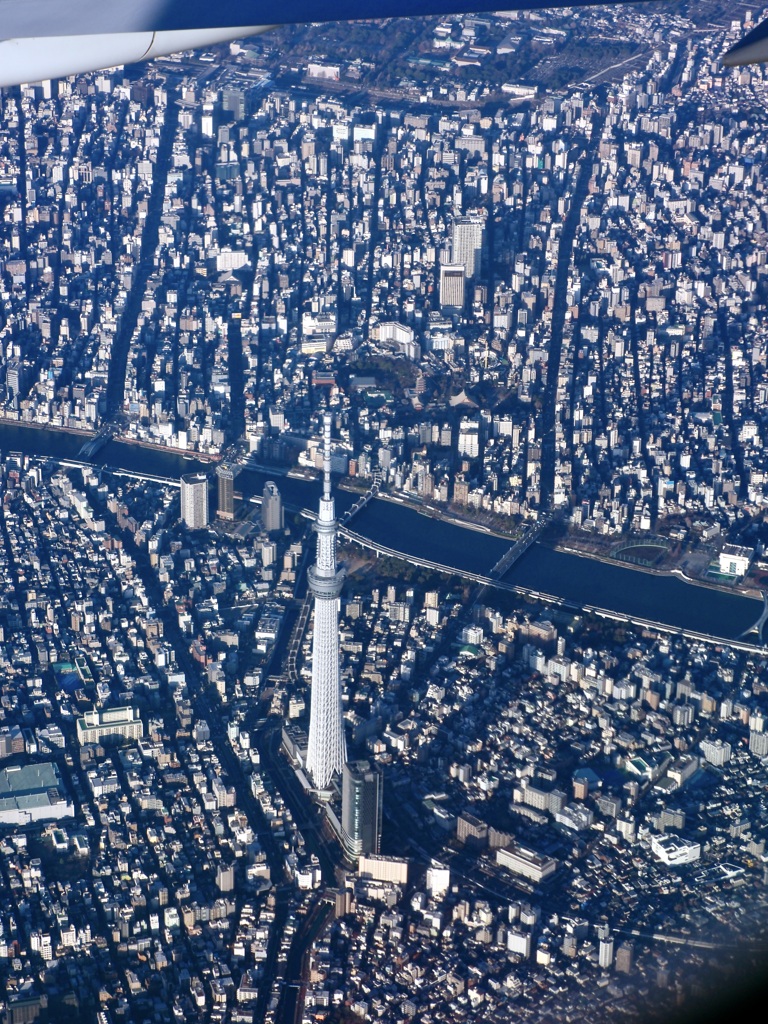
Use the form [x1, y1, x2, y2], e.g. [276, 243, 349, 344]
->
[305, 414, 347, 790]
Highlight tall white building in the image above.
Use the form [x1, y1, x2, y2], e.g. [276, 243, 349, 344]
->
[262, 480, 284, 533]
[599, 936, 614, 969]
[452, 214, 485, 280]
[305, 415, 347, 790]
[458, 417, 481, 459]
[180, 472, 209, 530]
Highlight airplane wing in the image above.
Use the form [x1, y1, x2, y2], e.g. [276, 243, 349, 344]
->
[721, 15, 768, 66]
[0, 0, 761, 86]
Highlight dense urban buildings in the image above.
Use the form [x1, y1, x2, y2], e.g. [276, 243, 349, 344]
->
[0, 6, 767, 1024]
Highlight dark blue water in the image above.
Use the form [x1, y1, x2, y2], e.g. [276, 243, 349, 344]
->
[102, 439, 209, 477]
[505, 545, 760, 641]
[351, 499, 509, 576]
[0, 422, 91, 461]
[0, 423, 210, 478]
[0, 422, 761, 642]
[350, 500, 761, 640]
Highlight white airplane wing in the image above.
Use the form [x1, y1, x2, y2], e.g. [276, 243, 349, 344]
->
[0, 0, 761, 86]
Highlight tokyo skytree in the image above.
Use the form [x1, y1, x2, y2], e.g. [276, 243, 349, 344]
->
[305, 413, 347, 789]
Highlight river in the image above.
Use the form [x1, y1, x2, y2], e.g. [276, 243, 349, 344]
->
[0, 421, 761, 644]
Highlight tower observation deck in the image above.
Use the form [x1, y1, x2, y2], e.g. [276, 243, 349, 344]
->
[305, 414, 347, 790]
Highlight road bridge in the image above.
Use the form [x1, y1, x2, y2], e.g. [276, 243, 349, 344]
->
[77, 423, 116, 459]
[739, 589, 768, 642]
[338, 471, 381, 527]
[489, 514, 550, 579]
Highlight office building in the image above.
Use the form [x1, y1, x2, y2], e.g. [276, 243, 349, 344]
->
[452, 214, 485, 280]
[357, 855, 408, 885]
[341, 759, 382, 858]
[305, 414, 347, 790]
[457, 812, 488, 847]
[496, 843, 557, 883]
[76, 706, 143, 745]
[649, 833, 701, 865]
[262, 480, 284, 533]
[718, 542, 752, 577]
[615, 941, 635, 974]
[180, 472, 209, 530]
[440, 263, 466, 311]
[217, 464, 235, 520]
[6, 358, 22, 407]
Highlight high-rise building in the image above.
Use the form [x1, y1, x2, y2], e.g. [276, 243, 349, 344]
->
[305, 415, 347, 790]
[216, 464, 235, 520]
[6, 359, 22, 407]
[440, 264, 466, 311]
[180, 473, 209, 530]
[341, 759, 382, 859]
[615, 940, 635, 974]
[262, 481, 284, 533]
[599, 936, 614, 969]
[452, 214, 485, 280]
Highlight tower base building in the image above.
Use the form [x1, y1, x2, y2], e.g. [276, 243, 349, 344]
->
[341, 759, 382, 859]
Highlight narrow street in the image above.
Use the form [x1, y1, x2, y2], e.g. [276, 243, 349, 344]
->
[105, 83, 180, 418]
